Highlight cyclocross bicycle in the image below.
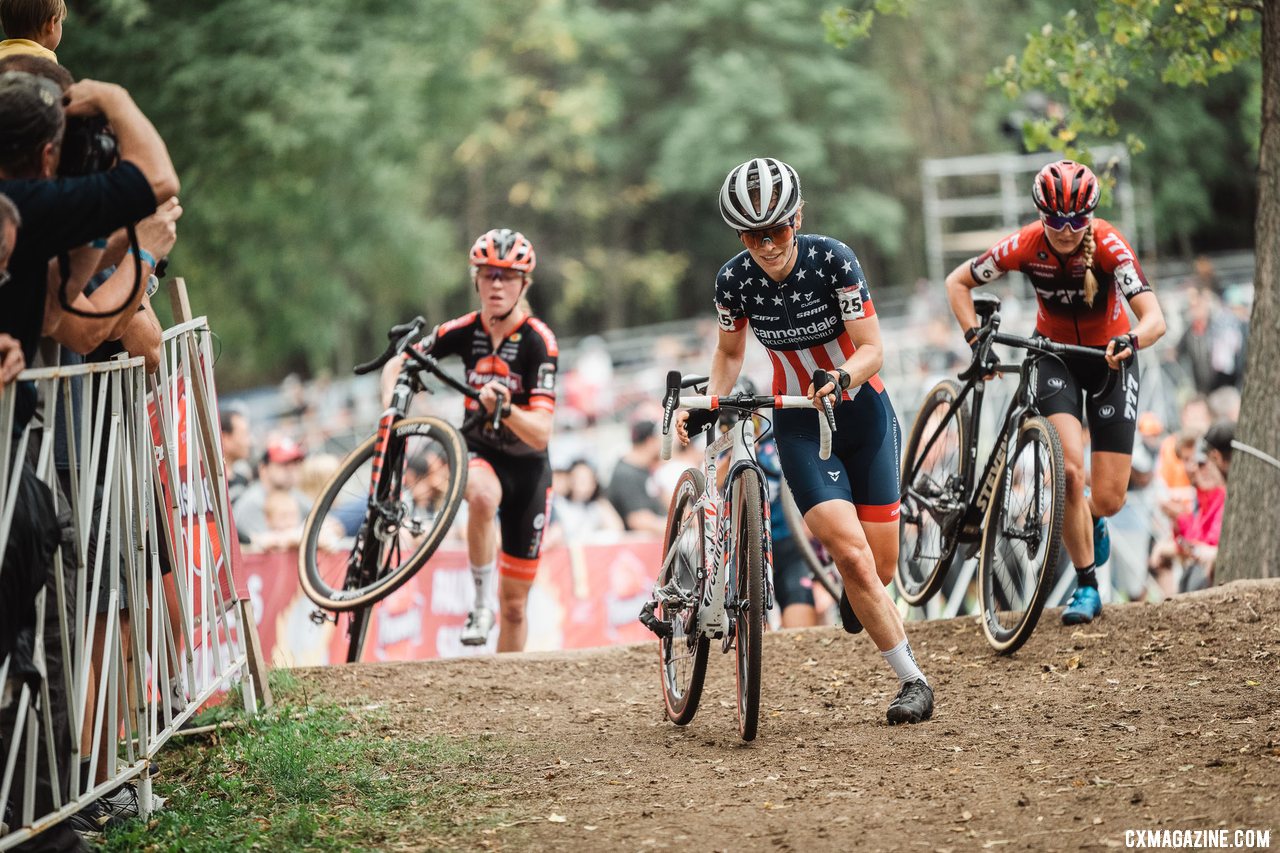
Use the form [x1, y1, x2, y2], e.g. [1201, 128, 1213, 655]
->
[897, 293, 1131, 654]
[300, 317, 497, 662]
[640, 369, 835, 741]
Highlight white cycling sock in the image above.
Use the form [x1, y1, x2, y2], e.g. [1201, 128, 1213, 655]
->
[470, 561, 495, 608]
[882, 639, 927, 687]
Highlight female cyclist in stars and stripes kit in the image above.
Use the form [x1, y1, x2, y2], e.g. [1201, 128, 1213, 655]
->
[674, 157, 934, 726]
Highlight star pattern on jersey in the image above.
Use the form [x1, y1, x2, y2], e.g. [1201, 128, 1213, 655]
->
[842, 260, 853, 273]
[741, 257, 751, 270]
[824, 250, 834, 262]
[772, 296, 783, 305]
[754, 294, 765, 305]
[723, 267, 734, 280]
[790, 290, 802, 303]
[795, 268, 807, 280]
[807, 246, 817, 259]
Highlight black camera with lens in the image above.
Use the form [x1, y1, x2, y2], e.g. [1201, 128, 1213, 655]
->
[58, 114, 118, 177]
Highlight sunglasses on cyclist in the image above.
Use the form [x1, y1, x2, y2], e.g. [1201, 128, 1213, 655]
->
[738, 219, 796, 250]
[1040, 211, 1093, 233]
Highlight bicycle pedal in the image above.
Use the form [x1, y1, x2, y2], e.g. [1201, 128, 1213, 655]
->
[638, 600, 672, 638]
[309, 608, 337, 626]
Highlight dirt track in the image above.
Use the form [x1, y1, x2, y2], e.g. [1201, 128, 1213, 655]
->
[299, 581, 1280, 852]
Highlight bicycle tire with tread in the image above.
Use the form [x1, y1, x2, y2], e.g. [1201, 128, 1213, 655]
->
[897, 379, 970, 607]
[978, 415, 1065, 655]
[659, 468, 710, 726]
[734, 467, 765, 742]
[299, 416, 468, 612]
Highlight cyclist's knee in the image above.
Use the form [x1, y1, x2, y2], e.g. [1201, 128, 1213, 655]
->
[1091, 489, 1126, 517]
[500, 599, 526, 626]
[466, 481, 501, 517]
[834, 542, 878, 588]
[1062, 459, 1087, 497]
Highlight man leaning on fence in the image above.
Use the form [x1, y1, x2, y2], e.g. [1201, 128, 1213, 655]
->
[0, 66, 177, 851]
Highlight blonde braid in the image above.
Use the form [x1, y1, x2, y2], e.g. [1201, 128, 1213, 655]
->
[1081, 223, 1099, 307]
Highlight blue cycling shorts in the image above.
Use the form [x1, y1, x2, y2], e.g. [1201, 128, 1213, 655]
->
[773, 386, 902, 522]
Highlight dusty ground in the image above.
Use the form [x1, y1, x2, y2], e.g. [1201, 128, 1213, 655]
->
[299, 580, 1280, 852]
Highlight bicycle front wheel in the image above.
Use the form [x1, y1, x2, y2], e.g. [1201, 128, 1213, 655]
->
[299, 416, 468, 612]
[978, 416, 1065, 654]
[658, 468, 710, 726]
[733, 468, 765, 742]
[898, 379, 970, 606]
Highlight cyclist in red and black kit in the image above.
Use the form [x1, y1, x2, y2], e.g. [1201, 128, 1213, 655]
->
[945, 160, 1167, 625]
[380, 228, 557, 652]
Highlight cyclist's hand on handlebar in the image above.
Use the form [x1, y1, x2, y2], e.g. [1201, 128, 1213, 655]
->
[477, 381, 511, 417]
[1105, 333, 1138, 370]
[806, 371, 839, 410]
[675, 409, 716, 446]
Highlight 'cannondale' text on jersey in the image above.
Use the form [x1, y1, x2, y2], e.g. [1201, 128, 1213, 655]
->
[714, 234, 882, 398]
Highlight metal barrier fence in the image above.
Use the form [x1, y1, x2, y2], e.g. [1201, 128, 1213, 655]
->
[0, 316, 265, 849]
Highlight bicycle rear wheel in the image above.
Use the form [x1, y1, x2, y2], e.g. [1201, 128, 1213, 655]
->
[898, 379, 970, 606]
[978, 416, 1065, 654]
[658, 468, 710, 726]
[299, 416, 468, 612]
[733, 468, 765, 742]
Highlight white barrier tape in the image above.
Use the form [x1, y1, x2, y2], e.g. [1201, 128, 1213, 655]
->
[1231, 439, 1280, 473]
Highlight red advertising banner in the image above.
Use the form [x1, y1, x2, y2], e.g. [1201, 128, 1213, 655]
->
[238, 539, 662, 666]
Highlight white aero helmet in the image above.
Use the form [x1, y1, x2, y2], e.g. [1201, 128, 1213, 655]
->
[719, 157, 802, 231]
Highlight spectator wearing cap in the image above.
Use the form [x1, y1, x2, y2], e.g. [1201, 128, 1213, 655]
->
[232, 436, 312, 546]
[606, 420, 666, 535]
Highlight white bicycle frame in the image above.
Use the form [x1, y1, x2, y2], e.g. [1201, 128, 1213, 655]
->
[659, 392, 831, 640]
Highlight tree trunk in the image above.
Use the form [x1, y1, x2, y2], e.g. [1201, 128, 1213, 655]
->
[1216, 0, 1280, 582]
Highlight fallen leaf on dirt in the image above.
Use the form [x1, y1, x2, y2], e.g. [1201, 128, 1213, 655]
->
[1246, 680, 1260, 686]
[547, 814, 567, 823]
[1067, 655, 1082, 670]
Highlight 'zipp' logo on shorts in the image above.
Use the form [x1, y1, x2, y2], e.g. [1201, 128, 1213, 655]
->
[1098, 405, 1115, 418]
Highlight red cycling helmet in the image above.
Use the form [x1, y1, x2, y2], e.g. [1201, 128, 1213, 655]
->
[1032, 160, 1100, 216]
[469, 228, 536, 273]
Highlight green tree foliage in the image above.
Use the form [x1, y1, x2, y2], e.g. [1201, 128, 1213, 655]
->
[59, 0, 1261, 389]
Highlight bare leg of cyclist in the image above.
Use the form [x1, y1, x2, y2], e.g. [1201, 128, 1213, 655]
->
[497, 575, 533, 652]
[1051, 413, 1105, 623]
[805, 500, 933, 723]
[463, 462, 502, 646]
[1086, 451, 1131, 518]
[1050, 413, 1093, 569]
[804, 501, 903, 647]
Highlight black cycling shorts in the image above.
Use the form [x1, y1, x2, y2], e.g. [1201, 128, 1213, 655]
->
[468, 447, 552, 581]
[770, 534, 814, 610]
[1035, 352, 1140, 454]
[774, 386, 902, 522]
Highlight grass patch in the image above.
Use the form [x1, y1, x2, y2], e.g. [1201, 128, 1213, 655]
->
[97, 674, 505, 851]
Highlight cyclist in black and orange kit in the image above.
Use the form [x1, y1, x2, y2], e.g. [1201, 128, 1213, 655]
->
[380, 228, 558, 652]
[945, 160, 1167, 625]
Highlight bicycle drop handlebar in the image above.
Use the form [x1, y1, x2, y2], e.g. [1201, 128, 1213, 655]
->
[353, 316, 504, 432]
[660, 369, 837, 462]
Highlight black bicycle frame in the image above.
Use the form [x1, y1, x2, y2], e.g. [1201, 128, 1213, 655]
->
[903, 312, 1128, 550]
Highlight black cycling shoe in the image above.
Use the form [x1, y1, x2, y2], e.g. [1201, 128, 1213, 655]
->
[886, 679, 934, 725]
[838, 590, 863, 634]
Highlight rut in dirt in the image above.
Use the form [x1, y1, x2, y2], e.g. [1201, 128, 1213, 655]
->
[299, 580, 1280, 852]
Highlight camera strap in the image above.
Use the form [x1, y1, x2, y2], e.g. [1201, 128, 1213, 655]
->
[56, 223, 146, 319]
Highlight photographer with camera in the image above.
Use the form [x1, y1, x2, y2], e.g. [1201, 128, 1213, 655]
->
[0, 68, 177, 429]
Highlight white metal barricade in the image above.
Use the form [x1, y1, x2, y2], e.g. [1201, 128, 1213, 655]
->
[0, 315, 263, 849]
